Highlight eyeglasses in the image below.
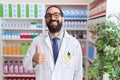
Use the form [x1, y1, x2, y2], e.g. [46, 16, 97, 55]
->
[45, 12, 61, 19]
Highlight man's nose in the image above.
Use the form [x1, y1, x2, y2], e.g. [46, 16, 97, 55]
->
[51, 15, 56, 20]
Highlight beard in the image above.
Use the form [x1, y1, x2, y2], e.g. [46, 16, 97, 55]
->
[46, 20, 62, 33]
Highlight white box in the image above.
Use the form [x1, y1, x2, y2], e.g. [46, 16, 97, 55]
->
[12, 3, 17, 18]
[21, 3, 26, 18]
[3, 3, 9, 18]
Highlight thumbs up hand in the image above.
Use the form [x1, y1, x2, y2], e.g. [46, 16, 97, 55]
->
[32, 45, 46, 64]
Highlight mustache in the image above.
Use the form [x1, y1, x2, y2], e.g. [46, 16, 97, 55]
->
[48, 20, 58, 24]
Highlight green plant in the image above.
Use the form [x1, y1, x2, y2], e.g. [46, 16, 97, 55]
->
[88, 13, 120, 80]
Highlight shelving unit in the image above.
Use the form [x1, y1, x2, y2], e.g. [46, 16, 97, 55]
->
[0, 3, 44, 79]
[0, 0, 108, 80]
[88, 0, 106, 27]
[88, 0, 106, 50]
[46, 4, 89, 80]
[1, 19, 41, 80]
[87, 0, 107, 79]
[0, 2, 89, 80]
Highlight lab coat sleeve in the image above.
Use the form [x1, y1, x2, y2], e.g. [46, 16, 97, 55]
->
[23, 39, 36, 70]
[73, 41, 83, 80]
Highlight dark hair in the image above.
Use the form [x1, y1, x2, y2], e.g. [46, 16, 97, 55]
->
[45, 5, 63, 17]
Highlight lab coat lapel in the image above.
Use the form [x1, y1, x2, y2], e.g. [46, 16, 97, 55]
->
[45, 36, 54, 71]
[55, 31, 70, 66]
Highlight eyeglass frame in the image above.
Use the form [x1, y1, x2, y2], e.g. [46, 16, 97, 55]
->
[45, 12, 62, 19]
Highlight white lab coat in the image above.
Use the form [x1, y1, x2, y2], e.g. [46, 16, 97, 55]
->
[23, 31, 83, 80]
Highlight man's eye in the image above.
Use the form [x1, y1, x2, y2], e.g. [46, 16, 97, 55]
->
[46, 15, 51, 17]
[54, 14, 58, 16]
[54, 13, 60, 16]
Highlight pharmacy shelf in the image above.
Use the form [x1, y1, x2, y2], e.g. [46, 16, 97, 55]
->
[65, 18, 88, 20]
[3, 55, 25, 58]
[2, 39, 33, 41]
[86, 1, 107, 80]
[3, 75, 35, 77]
[0, 18, 43, 20]
[1, 3, 89, 80]
[2, 28, 43, 30]
[89, 10, 106, 19]
[87, 30, 96, 44]
[64, 28, 87, 31]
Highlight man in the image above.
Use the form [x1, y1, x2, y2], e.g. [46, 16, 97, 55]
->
[23, 5, 83, 80]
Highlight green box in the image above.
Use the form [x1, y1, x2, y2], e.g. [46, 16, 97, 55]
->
[26, 4, 29, 18]
[17, 4, 21, 17]
[34, 4, 38, 18]
[0, 4, 3, 17]
[9, 4, 12, 17]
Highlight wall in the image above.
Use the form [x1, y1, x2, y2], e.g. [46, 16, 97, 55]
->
[1, 0, 91, 3]
[106, 0, 120, 23]
[106, 0, 120, 15]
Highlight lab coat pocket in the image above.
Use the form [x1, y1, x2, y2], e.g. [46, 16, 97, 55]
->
[62, 54, 74, 68]
[63, 52, 73, 66]
[61, 58, 74, 80]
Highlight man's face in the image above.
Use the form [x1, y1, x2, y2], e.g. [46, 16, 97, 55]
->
[45, 7, 64, 33]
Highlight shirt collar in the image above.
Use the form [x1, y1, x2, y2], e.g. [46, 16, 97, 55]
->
[49, 30, 64, 40]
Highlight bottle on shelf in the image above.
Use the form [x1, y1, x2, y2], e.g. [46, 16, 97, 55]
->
[8, 43, 12, 55]
[14, 61, 19, 74]
[3, 43, 8, 55]
[9, 61, 14, 74]
[3, 61, 9, 75]
[19, 61, 24, 75]
[16, 43, 21, 55]
[12, 43, 17, 55]
[21, 43, 26, 55]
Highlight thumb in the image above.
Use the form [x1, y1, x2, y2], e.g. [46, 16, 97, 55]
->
[36, 44, 40, 54]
